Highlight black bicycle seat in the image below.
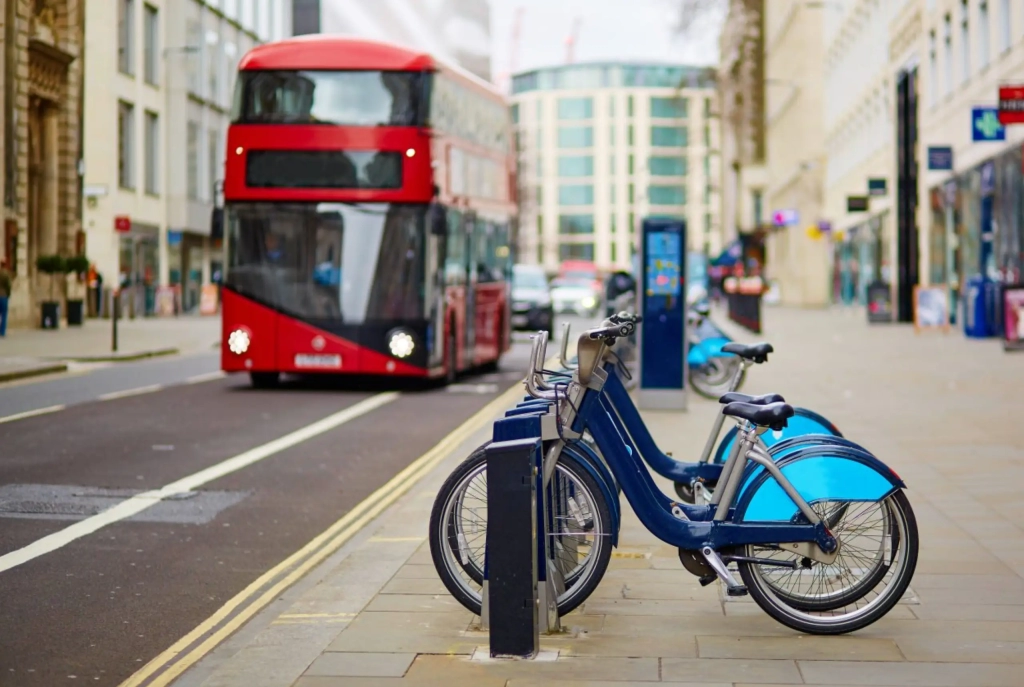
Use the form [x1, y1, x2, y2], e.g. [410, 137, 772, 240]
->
[721, 342, 774, 364]
[721, 401, 794, 431]
[718, 392, 785, 406]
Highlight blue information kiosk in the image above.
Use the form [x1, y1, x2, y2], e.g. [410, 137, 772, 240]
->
[637, 217, 687, 410]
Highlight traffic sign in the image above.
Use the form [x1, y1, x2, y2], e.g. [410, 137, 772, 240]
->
[114, 215, 131, 232]
[972, 107, 1006, 141]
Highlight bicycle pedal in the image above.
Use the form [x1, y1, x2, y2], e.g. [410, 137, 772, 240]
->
[698, 574, 716, 587]
[726, 585, 748, 597]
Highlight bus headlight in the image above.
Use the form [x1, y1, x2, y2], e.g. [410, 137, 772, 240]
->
[581, 295, 597, 309]
[388, 330, 415, 358]
[228, 329, 251, 355]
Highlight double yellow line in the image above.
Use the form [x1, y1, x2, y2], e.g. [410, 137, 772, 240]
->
[120, 380, 525, 687]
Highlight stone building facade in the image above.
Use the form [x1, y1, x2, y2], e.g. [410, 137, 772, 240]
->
[1, 0, 84, 328]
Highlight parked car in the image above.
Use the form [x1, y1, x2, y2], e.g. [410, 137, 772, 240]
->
[551, 277, 601, 317]
[557, 259, 603, 293]
[510, 264, 554, 334]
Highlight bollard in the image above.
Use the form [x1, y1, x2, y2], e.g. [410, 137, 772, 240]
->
[112, 289, 120, 352]
[484, 437, 540, 659]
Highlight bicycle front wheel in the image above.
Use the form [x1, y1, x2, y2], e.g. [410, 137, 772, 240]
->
[428, 448, 613, 616]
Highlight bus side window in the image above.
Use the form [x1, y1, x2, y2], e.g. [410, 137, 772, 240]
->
[445, 208, 465, 286]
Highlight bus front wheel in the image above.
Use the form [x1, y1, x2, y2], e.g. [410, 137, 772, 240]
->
[250, 371, 280, 389]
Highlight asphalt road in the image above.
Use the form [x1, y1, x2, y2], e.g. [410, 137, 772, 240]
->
[0, 315, 594, 686]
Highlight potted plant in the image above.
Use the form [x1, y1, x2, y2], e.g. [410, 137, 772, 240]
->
[35, 254, 65, 329]
[64, 255, 90, 326]
[0, 267, 11, 337]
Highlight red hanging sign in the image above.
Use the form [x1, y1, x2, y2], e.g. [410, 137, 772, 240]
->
[998, 85, 1024, 125]
[114, 215, 131, 232]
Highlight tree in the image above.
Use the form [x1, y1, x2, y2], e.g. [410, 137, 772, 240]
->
[674, 0, 726, 38]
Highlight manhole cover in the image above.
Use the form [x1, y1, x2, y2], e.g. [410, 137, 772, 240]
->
[0, 484, 250, 524]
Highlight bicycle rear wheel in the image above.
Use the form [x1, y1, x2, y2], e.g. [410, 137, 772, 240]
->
[429, 448, 613, 616]
[738, 490, 918, 634]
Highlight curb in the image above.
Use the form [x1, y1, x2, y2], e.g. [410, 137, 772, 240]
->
[0, 363, 69, 384]
[63, 347, 180, 363]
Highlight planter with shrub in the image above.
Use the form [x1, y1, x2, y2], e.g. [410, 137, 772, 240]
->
[35, 254, 66, 329]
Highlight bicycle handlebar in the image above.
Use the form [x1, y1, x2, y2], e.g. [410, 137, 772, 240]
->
[587, 321, 636, 340]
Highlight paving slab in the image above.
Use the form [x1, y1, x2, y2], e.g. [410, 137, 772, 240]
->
[696, 635, 905, 661]
[305, 652, 416, 678]
[660, 657, 804, 684]
[796, 659, 1024, 686]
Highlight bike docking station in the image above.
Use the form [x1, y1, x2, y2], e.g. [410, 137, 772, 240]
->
[479, 332, 568, 660]
[637, 217, 688, 411]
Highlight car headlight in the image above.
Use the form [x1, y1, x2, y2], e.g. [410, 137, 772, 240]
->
[228, 328, 250, 355]
[388, 330, 416, 358]
[581, 296, 597, 309]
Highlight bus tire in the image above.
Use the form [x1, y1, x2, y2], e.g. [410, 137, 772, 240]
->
[250, 371, 280, 389]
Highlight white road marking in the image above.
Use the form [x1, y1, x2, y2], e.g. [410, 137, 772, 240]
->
[97, 384, 164, 400]
[0, 404, 67, 425]
[0, 392, 399, 574]
[186, 371, 227, 384]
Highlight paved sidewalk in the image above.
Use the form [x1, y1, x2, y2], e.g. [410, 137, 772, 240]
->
[0, 315, 220, 381]
[172, 307, 1024, 687]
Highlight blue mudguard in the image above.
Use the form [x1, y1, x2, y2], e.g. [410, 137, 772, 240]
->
[561, 440, 621, 546]
[733, 445, 906, 523]
[687, 336, 733, 368]
[712, 407, 843, 464]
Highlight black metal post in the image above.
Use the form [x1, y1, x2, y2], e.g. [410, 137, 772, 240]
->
[485, 437, 539, 659]
[112, 289, 119, 352]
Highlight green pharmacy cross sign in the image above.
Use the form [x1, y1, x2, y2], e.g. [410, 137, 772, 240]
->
[972, 107, 1006, 141]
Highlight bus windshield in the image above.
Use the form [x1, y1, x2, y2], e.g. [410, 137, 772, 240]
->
[225, 202, 427, 323]
[232, 70, 428, 127]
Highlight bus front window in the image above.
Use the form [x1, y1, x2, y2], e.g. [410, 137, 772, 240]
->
[225, 202, 426, 324]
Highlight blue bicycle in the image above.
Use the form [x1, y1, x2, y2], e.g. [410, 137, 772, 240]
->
[430, 316, 918, 634]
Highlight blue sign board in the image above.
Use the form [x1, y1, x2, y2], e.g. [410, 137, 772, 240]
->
[972, 107, 1006, 141]
[638, 217, 686, 409]
[928, 146, 954, 170]
[167, 230, 183, 246]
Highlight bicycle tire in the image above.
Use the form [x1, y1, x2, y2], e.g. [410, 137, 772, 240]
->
[738, 489, 918, 635]
[690, 360, 745, 399]
[429, 448, 613, 617]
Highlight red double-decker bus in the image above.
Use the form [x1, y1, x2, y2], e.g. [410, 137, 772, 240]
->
[220, 36, 516, 387]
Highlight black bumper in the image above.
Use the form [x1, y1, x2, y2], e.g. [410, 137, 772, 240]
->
[511, 306, 553, 331]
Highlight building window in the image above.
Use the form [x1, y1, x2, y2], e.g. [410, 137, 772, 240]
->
[609, 155, 615, 174]
[704, 97, 712, 116]
[144, 111, 159, 194]
[118, 101, 135, 189]
[558, 215, 594, 234]
[559, 242, 594, 261]
[960, 1, 970, 82]
[929, 30, 938, 105]
[943, 14, 953, 95]
[648, 185, 686, 205]
[118, 0, 135, 76]
[511, 104, 519, 124]
[704, 213, 712, 232]
[628, 184, 634, 203]
[627, 125, 634, 146]
[1000, 0, 1011, 51]
[628, 155, 635, 174]
[557, 126, 593, 148]
[557, 97, 593, 120]
[558, 156, 594, 177]
[558, 185, 594, 206]
[209, 128, 221, 197]
[143, 4, 159, 85]
[752, 189, 763, 227]
[703, 124, 710, 146]
[978, 0, 990, 68]
[187, 121, 200, 200]
[186, 20, 202, 95]
[627, 96, 634, 117]
[650, 96, 688, 118]
[651, 126, 688, 147]
[649, 156, 687, 176]
[609, 97, 615, 117]
[208, 29, 220, 102]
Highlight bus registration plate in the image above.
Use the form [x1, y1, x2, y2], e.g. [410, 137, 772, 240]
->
[294, 354, 342, 369]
